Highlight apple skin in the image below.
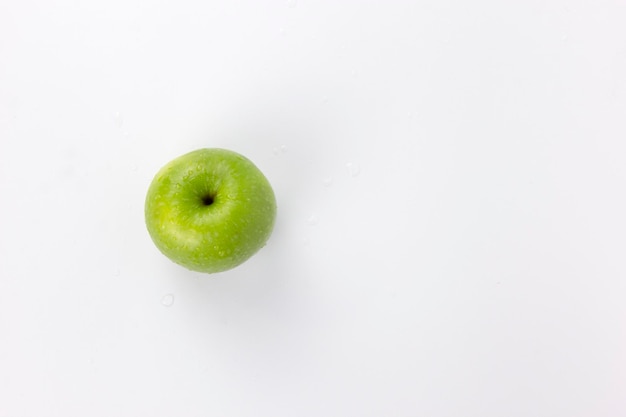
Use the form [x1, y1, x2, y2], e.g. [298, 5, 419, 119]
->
[145, 148, 276, 273]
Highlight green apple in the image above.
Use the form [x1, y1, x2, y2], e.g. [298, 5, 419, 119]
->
[145, 148, 277, 273]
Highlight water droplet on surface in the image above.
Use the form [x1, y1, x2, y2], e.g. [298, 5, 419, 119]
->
[279, 28, 286, 36]
[286, 0, 297, 8]
[322, 96, 329, 104]
[350, 69, 358, 78]
[561, 34, 568, 41]
[114, 112, 123, 128]
[346, 162, 361, 177]
[113, 268, 120, 276]
[273, 145, 287, 155]
[302, 237, 311, 246]
[323, 177, 333, 187]
[130, 164, 137, 171]
[307, 214, 319, 226]
[161, 294, 174, 307]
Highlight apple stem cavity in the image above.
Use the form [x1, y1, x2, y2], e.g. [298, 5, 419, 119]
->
[201, 194, 215, 206]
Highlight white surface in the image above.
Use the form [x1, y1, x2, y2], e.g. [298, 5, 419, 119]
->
[1, 1, 625, 416]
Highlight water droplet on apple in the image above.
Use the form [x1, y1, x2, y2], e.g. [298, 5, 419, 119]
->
[322, 177, 333, 187]
[161, 294, 174, 307]
[218, 250, 225, 257]
[307, 214, 319, 225]
[346, 162, 360, 177]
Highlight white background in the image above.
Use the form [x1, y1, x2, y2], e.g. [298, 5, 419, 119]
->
[1, 1, 625, 416]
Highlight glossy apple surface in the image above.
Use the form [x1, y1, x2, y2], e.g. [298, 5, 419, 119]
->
[145, 148, 276, 273]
